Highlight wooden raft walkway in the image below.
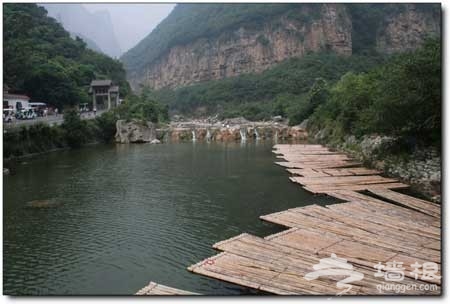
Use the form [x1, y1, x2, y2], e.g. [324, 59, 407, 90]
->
[136, 281, 198, 295]
[188, 144, 441, 295]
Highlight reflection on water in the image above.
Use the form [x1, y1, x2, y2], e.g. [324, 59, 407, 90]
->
[3, 141, 336, 295]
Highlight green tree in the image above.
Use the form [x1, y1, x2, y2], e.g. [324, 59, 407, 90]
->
[309, 38, 441, 149]
[95, 111, 118, 143]
[288, 78, 329, 126]
[370, 39, 441, 144]
[24, 61, 82, 109]
[61, 109, 89, 148]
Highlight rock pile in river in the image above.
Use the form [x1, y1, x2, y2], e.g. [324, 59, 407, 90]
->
[115, 118, 308, 143]
[115, 120, 157, 143]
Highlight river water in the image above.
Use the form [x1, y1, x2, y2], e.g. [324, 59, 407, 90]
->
[3, 141, 336, 295]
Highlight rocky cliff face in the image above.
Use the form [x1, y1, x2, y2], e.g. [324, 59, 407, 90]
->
[376, 5, 440, 54]
[129, 4, 351, 90]
[126, 3, 440, 90]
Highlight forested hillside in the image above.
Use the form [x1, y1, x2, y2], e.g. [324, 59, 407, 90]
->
[152, 54, 385, 120]
[308, 39, 441, 148]
[3, 4, 130, 109]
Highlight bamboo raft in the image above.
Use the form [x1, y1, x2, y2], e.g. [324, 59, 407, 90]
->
[136, 281, 199, 295]
[188, 144, 441, 295]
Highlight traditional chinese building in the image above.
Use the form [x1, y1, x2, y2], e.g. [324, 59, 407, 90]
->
[89, 80, 120, 110]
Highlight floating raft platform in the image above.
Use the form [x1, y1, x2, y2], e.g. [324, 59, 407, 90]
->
[188, 144, 441, 295]
[136, 281, 198, 295]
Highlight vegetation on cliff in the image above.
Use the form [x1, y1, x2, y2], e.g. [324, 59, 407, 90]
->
[3, 3, 130, 109]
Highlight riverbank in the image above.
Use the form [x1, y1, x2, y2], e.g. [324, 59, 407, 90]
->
[3, 110, 115, 161]
[309, 128, 441, 202]
[3, 122, 96, 161]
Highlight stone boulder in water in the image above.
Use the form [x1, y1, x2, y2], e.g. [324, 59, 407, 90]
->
[26, 199, 60, 208]
[115, 120, 157, 143]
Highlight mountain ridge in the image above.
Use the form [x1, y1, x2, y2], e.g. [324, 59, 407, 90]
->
[121, 3, 440, 90]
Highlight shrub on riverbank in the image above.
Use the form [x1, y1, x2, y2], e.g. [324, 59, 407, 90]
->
[4, 112, 112, 158]
[117, 88, 170, 123]
[95, 111, 118, 143]
[61, 110, 93, 148]
[308, 38, 441, 151]
[3, 123, 66, 158]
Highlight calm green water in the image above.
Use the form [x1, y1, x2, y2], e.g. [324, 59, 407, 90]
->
[3, 141, 336, 295]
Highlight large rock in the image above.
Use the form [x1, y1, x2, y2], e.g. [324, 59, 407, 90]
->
[26, 199, 60, 208]
[115, 120, 157, 143]
[288, 126, 308, 140]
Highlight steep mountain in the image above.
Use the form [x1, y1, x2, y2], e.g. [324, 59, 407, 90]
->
[41, 3, 122, 58]
[3, 3, 129, 109]
[121, 3, 440, 90]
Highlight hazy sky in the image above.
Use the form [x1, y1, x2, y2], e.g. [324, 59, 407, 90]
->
[83, 4, 175, 53]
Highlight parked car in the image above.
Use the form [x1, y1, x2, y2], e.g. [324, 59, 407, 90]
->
[29, 102, 47, 117]
[79, 103, 89, 113]
[16, 108, 37, 120]
[3, 109, 15, 123]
